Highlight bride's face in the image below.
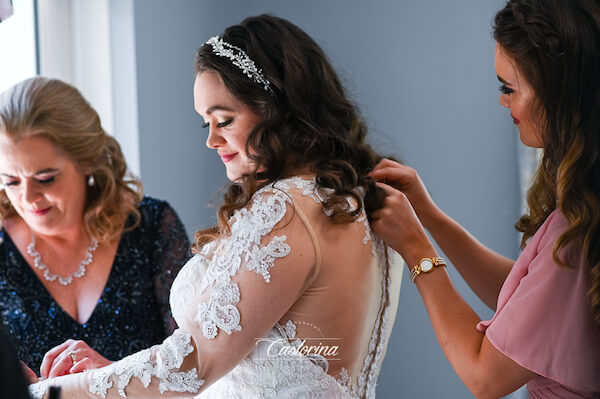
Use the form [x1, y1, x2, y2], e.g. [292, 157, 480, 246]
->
[193, 70, 263, 181]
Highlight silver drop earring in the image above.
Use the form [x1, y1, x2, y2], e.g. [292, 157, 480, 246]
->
[88, 175, 95, 187]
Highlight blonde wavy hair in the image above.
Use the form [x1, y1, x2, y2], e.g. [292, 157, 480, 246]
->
[0, 77, 143, 243]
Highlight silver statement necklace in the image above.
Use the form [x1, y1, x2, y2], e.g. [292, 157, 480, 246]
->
[26, 232, 99, 286]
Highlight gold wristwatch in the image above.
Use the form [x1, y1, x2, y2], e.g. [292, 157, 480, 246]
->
[409, 257, 446, 283]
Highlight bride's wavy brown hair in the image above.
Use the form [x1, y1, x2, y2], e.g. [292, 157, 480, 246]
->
[193, 14, 385, 249]
[494, 0, 600, 327]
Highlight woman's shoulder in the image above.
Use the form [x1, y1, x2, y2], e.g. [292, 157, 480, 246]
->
[226, 176, 324, 235]
[534, 210, 574, 245]
[129, 196, 186, 238]
[257, 175, 370, 235]
[138, 195, 169, 212]
[259, 175, 332, 207]
[136, 196, 178, 222]
[527, 210, 566, 249]
[262, 175, 317, 194]
[123, 195, 189, 258]
[544, 209, 570, 232]
[255, 176, 331, 216]
[530, 209, 585, 269]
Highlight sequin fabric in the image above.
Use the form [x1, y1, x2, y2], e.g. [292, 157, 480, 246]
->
[0, 197, 190, 374]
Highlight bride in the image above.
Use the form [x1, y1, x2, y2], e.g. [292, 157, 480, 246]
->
[31, 14, 402, 398]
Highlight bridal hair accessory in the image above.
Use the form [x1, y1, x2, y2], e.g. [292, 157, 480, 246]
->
[205, 36, 275, 96]
[87, 175, 95, 187]
[27, 231, 99, 286]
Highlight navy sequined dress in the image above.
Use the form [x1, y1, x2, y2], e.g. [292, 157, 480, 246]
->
[0, 197, 190, 374]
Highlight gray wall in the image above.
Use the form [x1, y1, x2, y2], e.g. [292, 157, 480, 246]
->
[117, 0, 521, 397]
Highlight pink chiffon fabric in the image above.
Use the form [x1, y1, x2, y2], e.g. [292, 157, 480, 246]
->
[477, 210, 600, 398]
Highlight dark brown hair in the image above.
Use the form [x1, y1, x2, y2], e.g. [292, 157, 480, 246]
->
[193, 14, 385, 248]
[494, 0, 600, 327]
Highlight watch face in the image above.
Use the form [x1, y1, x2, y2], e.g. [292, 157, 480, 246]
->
[420, 259, 434, 272]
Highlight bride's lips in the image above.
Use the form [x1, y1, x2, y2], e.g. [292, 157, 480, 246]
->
[219, 152, 238, 163]
[30, 207, 52, 216]
[512, 115, 520, 125]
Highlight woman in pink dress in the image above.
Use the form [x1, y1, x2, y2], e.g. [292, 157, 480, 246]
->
[370, 0, 600, 397]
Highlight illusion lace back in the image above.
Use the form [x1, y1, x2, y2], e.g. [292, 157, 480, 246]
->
[30, 176, 402, 399]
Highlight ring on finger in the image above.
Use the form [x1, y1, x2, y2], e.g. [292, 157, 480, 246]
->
[69, 351, 77, 364]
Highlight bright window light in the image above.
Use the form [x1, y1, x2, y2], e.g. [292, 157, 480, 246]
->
[0, 0, 37, 93]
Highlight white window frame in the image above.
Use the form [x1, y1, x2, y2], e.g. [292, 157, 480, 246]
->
[0, 0, 37, 93]
[36, 0, 140, 177]
[37, 0, 113, 132]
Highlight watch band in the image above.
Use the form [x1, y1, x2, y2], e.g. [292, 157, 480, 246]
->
[409, 256, 446, 283]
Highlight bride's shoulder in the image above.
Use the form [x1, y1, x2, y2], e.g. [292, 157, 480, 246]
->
[264, 175, 326, 203]
[235, 175, 324, 226]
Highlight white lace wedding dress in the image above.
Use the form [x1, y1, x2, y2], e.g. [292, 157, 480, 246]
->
[30, 176, 403, 399]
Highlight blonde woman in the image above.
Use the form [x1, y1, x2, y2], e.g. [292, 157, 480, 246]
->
[0, 77, 189, 379]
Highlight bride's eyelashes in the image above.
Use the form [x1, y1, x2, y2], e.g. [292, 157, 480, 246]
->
[201, 119, 234, 129]
[217, 119, 233, 128]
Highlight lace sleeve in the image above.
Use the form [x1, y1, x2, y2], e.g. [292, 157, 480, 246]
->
[29, 331, 203, 399]
[29, 187, 318, 399]
[152, 202, 191, 334]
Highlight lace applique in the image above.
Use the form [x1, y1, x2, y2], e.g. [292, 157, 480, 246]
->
[277, 176, 326, 204]
[195, 277, 241, 338]
[283, 318, 296, 336]
[194, 188, 292, 339]
[358, 211, 374, 250]
[336, 368, 358, 397]
[277, 176, 373, 247]
[88, 333, 204, 398]
[200, 320, 350, 398]
[28, 383, 46, 399]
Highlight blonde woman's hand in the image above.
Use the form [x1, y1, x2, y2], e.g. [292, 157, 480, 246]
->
[40, 339, 113, 379]
[370, 158, 440, 229]
[20, 361, 38, 384]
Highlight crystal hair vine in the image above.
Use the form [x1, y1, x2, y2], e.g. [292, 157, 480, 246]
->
[205, 36, 275, 96]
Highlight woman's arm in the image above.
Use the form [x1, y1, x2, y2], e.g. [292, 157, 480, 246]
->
[413, 265, 535, 398]
[423, 209, 514, 310]
[151, 201, 191, 334]
[30, 189, 318, 399]
[371, 159, 513, 309]
[370, 182, 535, 398]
